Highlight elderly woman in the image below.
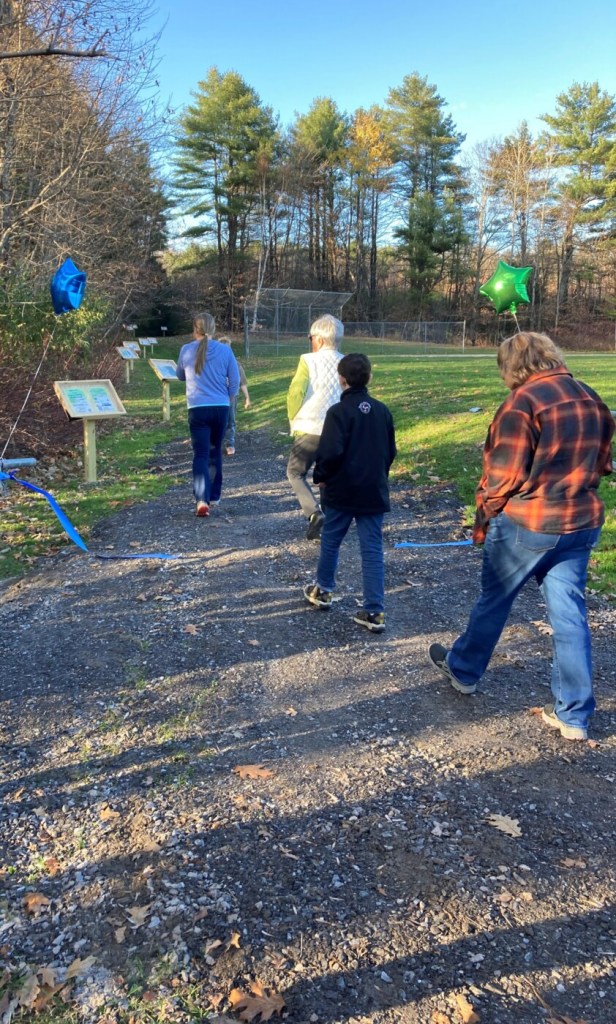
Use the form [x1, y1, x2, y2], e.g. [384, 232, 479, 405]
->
[429, 332, 614, 741]
[176, 312, 240, 516]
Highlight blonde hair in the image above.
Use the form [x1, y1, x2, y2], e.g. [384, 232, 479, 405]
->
[497, 331, 565, 390]
[193, 311, 215, 375]
[310, 314, 344, 349]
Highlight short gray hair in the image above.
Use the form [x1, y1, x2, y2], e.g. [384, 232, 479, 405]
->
[310, 314, 344, 349]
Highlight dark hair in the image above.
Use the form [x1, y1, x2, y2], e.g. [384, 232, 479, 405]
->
[338, 353, 371, 388]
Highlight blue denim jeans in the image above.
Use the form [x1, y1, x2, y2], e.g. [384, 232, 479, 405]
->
[317, 507, 385, 614]
[224, 395, 238, 449]
[187, 405, 229, 503]
[448, 513, 601, 730]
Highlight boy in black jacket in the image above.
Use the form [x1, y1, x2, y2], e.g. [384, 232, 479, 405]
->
[303, 353, 396, 633]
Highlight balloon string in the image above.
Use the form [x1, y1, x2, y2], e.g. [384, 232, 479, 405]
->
[1, 326, 56, 460]
[511, 311, 520, 332]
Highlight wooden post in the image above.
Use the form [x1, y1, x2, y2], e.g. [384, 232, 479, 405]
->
[125, 360, 131, 384]
[162, 381, 171, 421]
[83, 419, 97, 483]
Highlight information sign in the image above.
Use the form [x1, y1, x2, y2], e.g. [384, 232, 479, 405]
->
[54, 380, 126, 419]
[149, 358, 178, 381]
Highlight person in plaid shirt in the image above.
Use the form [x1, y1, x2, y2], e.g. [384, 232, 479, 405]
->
[429, 332, 614, 741]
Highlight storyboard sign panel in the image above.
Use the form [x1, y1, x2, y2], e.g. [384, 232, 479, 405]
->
[149, 358, 178, 381]
[54, 380, 127, 419]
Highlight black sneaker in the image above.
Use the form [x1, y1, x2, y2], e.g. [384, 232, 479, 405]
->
[353, 610, 385, 633]
[306, 510, 325, 540]
[303, 584, 332, 609]
[428, 642, 476, 694]
[541, 704, 587, 741]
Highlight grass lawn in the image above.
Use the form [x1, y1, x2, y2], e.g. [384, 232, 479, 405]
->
[2, 342, 616, 593]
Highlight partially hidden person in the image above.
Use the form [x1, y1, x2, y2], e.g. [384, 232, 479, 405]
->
[176, 312, 240, 517]
[287, 314, 344, 540]
[304, 353, 397, 633]
[219, 336, 251, 456]
[428, 331, 614, 741]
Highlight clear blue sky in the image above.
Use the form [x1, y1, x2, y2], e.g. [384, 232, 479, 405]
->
[155, 0, 616, 152]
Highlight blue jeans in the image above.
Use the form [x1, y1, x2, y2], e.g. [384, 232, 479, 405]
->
[187, 405, 229, 503]
[225, 395, 238, 449]
[448, 513, 601, 730]
[317, 507, 385, 614]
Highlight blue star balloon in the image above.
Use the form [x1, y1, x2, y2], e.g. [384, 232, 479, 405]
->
[480, 261, 532, 315]
[50, 257, 87, 315]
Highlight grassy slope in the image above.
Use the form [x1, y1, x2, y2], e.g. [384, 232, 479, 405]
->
[2, 345, 616, 592]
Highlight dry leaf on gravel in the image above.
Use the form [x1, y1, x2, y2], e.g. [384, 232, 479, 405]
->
[587, 739, 601, 748]
[285, 707, 298, 716]
[561, 858, 586, 869]
[43, 857, 61, 875]
[100, 807, 120, 821]
[486, 813, 522, 838]
[455, 993, 480, 1023]
[227, 931, 241, 949]
[232, 764, 274, 780]
[432, 1013, 452, 1024]
[529, 706, 544, 715]
[126, 905, 151, 928]
[64, 956, 96, 980]
[115, 927, 126, 943]
[229, 980, 286, 1021]
[183, 624, 199, 634]
[246, 639, 260, 646]
[532, 620, 553, 635]
[23, 893, 50, 915]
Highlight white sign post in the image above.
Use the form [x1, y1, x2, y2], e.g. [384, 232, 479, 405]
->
[54, 380, 127, 482]
[148, 359, 179, 421]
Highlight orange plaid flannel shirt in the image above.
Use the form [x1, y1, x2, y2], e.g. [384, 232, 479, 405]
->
[475, 367, 614, 538]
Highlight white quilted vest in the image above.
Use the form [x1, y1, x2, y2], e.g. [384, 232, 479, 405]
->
[290, 349, 343, 435]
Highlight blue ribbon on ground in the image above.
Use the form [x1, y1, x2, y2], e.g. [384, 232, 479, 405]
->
[0, 472, 178, 560]
[395, 539, 473, 548]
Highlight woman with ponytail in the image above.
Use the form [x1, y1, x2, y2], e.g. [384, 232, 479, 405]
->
[177, 312, 240, 516]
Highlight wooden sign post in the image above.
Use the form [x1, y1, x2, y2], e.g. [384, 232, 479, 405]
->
[139, 336, 158, 359]
[54, 380, 127, 483]
[148, 359, 179, 421]
[117, 346, 137, 383]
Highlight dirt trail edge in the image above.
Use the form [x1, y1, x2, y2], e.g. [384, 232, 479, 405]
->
[1, 430, 615, 1024]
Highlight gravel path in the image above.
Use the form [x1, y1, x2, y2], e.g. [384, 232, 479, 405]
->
[1, 430, 615, 1024]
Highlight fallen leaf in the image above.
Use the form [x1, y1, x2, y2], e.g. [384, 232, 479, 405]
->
[486, 813, 522, 838]
[205, 939, 223, 956]
[65, 956, 96, 980]
[16, 974, 40, 1010]
[285, 707, 298, 717]
[229, 980, 286, 1022]
[183, 624, 199, 635]
[532, 619, 553, 636]
[193, 908, 209, 923]
[38, 968, 56, 988]
[455, 993, 480, 1023]
[136, 593, 147, 601]
[43, 856, 61, 875]
[232, 765, 274, 780]
[246, 639, 260, 646]
[494, 890, 514, 903]
[227, 931, 241, 949]
[142, 991, 157, 1003]
[126, 905, 151, 928]
[431, 1014, 452, 1024]
[561, 858, 586, 869]
[529, 706, 544, 715]
[100, 807, 120, 821]
[115, 927, 126, 943]
[23, 893, 50, 915]
[587, 739, 601, 749]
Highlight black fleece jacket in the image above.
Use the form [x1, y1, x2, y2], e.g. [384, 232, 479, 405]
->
[313, 385, 396, 515]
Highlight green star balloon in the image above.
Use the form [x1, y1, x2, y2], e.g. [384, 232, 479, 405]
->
[480, 261, 533, 315]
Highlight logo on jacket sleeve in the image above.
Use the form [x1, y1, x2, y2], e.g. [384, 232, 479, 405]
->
[359, 401, 371, 414]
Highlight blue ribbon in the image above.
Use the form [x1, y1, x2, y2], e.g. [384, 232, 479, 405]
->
[1, 472, 177, 560]
[395, 539, 473, 548]
[1, 470, 88, 551]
